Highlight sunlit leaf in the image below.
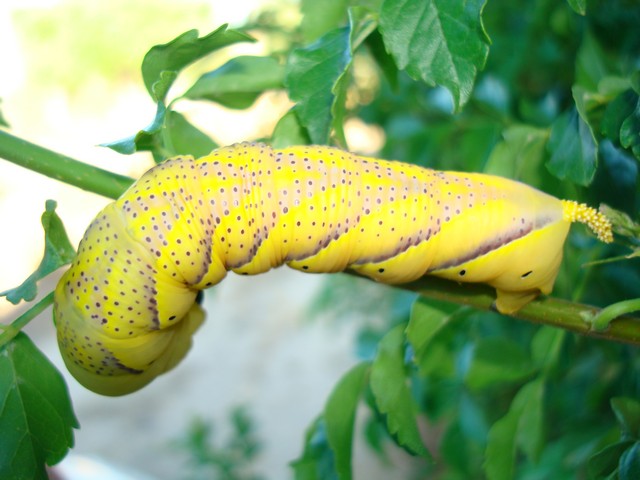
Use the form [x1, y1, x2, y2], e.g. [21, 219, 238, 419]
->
[184, 56, 285, 109]
[272, 110, 311, 148]
[365, 29, 399, 90]
[101, 101, 166, 157]
[300, 0, 349, 42]
[0, 99, 9, 127]
[331, 7, 378, 146]
[142, 26, 254, 102]
[161, 110, 217, 158]
[286, 27, 351, 144]
[1, 201, 75, 304]
[379, 0, 490, 111]
[286, 8, 377, 145]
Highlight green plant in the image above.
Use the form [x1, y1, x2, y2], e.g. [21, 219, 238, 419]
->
[1, 0, 640, 478]
[174, 407, 263, 480]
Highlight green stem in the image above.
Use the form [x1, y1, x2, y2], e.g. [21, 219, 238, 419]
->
[0, 129, 133, 200]
[0, 291, 54, 348]
[400, 277, 640, 346]
[589, 298, 640, 332]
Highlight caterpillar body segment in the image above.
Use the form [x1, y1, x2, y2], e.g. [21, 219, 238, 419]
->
[54, 142, 612, 395]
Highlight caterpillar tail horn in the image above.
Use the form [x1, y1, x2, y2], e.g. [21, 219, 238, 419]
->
[561, 200, 613, 243]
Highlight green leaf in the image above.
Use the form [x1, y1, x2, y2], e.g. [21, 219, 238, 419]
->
[575, 31, 608, 91]
[101, 101, 166, 156]
[161, 110, 217, 158]
[286, 27, 351, 144]
[271, 110, 311, 148]
[0, 99, 9, 127]
[517, 379, 545, 462]
[331, 7, 378, 146]
[184, 56, 285, 109]
[379, 0, 490, 111]
[291, 417, 338, 480]
[546, 106, 598, 186]
[602, 87, 640, 161]
[566, 0, 586, 15]
[1, 201, 75, 305]
[611, 397, 640, 440]
[620, 97, 640, 161]
[440, 420, 474, 476]
[465, 337, 535, 391]
[370, 324, 430, 458]
[285, 8, 376, 147]
[406, 297, 458, 376]
[484, 399, 519, 480]
[152, 71, 178, 104]
[286, 9, 376, 146]
[483, 125, 549, 182]
[530, 327, 565, 374]
[620, 442, 640, 480]
[602, 89, 638, 144]
[600, 205, 640, 239]
[588, 440, 636, 480]
[0, 333, 78, 479]
[141, 25, 254, 102]
[324, 362, 369, 480]
[484, 379, 545, 480]
[365, 29, 399, 90]
[300, 0, 350, 42]
[573, 85, 603, 148]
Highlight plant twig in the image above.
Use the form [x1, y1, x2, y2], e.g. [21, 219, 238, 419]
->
[0, 130, 134, 200]
[0, 291, 54, 348]
[588, 298, 640, 332]
[400, 277, 640, 346]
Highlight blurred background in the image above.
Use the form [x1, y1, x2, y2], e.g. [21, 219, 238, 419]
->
[0, 1, 407, 478]
[5, 1, 639, 479]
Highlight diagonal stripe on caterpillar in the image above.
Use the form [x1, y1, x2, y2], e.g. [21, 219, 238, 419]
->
[54, 142, 612, 395]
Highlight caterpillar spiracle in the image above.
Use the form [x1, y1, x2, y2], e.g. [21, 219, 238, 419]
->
[54, 142, 613, 395]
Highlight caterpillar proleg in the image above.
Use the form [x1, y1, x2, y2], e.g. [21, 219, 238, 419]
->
[54, 142, 612, 395]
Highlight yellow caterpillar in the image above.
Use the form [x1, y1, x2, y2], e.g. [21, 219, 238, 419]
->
[54, 142, 613, 395]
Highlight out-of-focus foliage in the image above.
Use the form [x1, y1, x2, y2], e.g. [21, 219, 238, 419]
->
[12, 0, 213, 97]
[2, 0, 640, 478]
[174, 407, 263, 480]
